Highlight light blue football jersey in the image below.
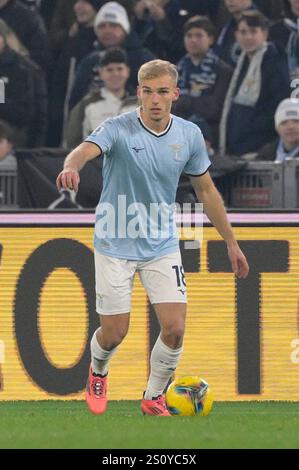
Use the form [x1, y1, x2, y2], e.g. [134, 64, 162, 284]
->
[85, 108, 211, 261]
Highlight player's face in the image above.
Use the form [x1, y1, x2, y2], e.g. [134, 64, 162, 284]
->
[96, 22, 127, 48]
[278, 119, 299, 148]
[100, 63, 130, 93]
[236, 22, 267, 55]
[184, 28, 214, 58]
[74, 0, 96, 25]
[137, 75, 180, 123]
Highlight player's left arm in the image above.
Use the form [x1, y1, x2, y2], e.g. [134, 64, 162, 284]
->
[189, 172, 249, 279]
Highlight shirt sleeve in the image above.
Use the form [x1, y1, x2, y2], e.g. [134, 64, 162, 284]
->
[184, 127, 211, 176]
[84, 118, 118, 155]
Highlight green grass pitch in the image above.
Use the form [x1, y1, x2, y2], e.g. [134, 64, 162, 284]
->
[0, 401, 299, 449]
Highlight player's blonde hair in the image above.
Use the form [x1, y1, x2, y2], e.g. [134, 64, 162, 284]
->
[138, 60, 178, 86]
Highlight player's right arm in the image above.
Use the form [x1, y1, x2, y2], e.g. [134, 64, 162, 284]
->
[56, 142, 101, 192]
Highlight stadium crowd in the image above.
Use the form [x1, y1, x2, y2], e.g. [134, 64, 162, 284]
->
[0, 0, 299, 206]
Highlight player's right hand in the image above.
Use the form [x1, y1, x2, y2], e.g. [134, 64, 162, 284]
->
[56, 169, 80, 193]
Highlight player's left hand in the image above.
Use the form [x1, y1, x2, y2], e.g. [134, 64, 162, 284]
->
[227, 242, 249, 279]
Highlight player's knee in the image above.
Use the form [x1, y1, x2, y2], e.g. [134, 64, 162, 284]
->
[162, 324, 185, 348]
[113, 327, 128, 345]
[100, 325, 128, 348]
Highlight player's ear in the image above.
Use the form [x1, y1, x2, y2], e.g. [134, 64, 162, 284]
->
[137, 86, 141, 98]
[173, 87, 180, 102]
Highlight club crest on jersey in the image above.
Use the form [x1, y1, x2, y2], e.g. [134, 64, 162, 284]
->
[169, 144, 184, 161]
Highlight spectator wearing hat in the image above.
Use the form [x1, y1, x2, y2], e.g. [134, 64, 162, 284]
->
[257, 98, 299, 161]
[68, 1, 155, 110]
[219, 11, 290, 157]
[48, 1, 134, 60]
[48, 0, 103, 146]
[173, 15, 233, 148]
[0, 0, 51, 73]
[40, 0, 136, 33]
[65, 48, 138, 148]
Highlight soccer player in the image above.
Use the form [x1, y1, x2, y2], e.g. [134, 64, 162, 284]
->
[56, 60, 249, 417]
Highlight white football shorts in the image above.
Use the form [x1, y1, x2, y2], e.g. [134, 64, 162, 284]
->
[94, 250, 187, 315]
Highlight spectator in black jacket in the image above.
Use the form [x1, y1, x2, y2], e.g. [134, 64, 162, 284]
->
[0, 0, 51, 73]
[48, 0, 103, 146]
[173, 15, 233, 147]
[69, 1, 155, 110]
[0, 27, 35, 147]
[257, 98, 299, 161]
[219, 11, 290, 157]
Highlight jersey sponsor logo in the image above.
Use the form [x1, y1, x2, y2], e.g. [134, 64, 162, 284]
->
[131, 146, 145, 154]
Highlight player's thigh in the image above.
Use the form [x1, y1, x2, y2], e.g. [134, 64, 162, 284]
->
[139, 250, 187, 305]
[94, 250, 136, 315]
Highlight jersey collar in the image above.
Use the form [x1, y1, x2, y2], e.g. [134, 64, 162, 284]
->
[136, 107, 173, 137]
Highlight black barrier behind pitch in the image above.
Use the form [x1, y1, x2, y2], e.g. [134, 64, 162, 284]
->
[16, 148, 245, 209]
